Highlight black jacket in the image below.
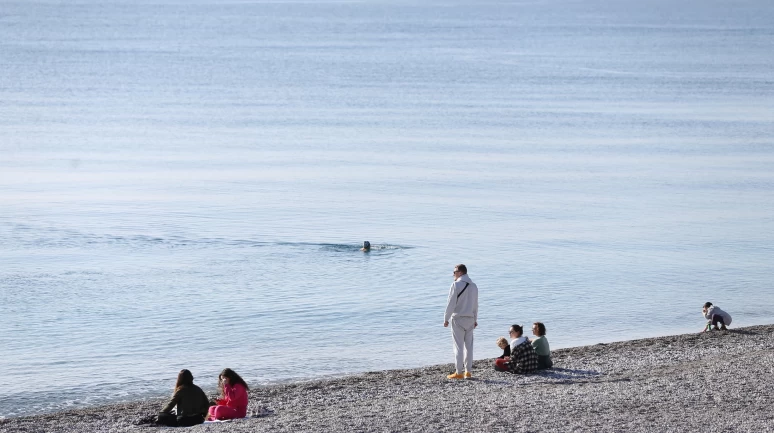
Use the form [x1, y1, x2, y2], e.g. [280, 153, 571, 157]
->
[161, 384, 210, 417]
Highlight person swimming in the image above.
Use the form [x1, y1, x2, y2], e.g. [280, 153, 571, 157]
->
[360, 241, 371, 252]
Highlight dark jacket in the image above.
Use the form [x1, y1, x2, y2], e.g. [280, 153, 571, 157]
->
[497, 345, 511, 359]
[161, 384, 210, 417]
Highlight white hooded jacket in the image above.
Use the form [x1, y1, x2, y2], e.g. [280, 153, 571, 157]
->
[704, 305, 732, 326]
[444, 273, 479, 322]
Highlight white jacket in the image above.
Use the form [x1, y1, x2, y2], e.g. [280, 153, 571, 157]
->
[704, 305, 732, 326]
[510, 336, 528, 352]
[444, 274, 479, 322]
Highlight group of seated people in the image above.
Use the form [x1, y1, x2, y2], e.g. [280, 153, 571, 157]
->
[493, 322, 553, 374]
[156, 368, 249, 427]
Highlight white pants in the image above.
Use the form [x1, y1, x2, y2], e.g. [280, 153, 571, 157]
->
[450, 316, 475, 373]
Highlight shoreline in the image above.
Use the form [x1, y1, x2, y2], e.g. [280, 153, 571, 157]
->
[3, 324, 774, 432]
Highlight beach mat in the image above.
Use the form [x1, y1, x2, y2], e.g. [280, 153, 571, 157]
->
[204, 407, 275, 423]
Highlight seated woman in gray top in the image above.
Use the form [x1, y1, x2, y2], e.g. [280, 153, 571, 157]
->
[157, 369, 210, 427]
[529, 322, 553, 369]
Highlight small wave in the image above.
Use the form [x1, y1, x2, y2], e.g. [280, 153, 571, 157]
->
[577, 67, 636, 75]
[317, 243, 410, 253]
[0, 382, 167, 419]
[3, 223, 412, 253]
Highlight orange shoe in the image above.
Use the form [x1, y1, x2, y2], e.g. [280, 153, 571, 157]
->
[447, 372, 464, 379]
[464, 371, 472, 379]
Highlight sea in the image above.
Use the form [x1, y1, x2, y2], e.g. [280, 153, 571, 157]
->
[1, 0, 773, 419]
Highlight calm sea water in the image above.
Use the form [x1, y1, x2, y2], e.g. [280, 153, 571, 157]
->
[1, 0, 773, 418]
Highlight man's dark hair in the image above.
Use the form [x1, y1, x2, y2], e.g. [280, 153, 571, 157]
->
[455, 264, 467, 274]
[703, 302, 713, 309]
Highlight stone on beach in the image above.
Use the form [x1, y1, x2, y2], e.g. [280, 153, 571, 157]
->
[2, 325, 773, 432]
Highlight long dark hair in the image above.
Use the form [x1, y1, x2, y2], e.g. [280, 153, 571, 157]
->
[175, 369, 194, 393]
[219, 368, 249, 394]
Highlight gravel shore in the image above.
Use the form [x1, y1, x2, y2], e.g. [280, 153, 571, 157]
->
[3, 324, 774, 433]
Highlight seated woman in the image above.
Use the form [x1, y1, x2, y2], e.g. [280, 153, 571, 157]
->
[157, 369, 210, 427]
[494, 324, 539, 374]
[530, 322, 553, 369]
[207, 368, 249, 421]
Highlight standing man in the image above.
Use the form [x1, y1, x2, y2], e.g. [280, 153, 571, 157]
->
[443, 264, 479, 379]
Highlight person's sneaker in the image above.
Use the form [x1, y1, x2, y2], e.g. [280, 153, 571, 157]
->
[464, 371, 472, 379]
[720, 325, 728, 331]
[447, 372, 464, 379]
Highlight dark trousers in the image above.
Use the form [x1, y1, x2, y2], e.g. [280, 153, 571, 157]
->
[537, 355, 553, 369]
[711, 314, 726, 328]
[157, 412, 205, 427]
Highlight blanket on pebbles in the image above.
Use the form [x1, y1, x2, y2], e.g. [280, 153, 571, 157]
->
[2, 324, 773, 432]
[204, 407, 275, 423]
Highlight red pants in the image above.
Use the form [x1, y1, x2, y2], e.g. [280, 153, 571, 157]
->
[494, 358, 509, 371]
[208, 405, 243, 421]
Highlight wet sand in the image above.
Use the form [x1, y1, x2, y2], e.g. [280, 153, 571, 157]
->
[3, 324, 773, 432]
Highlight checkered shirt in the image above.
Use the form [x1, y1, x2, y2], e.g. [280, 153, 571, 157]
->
[508, 339, 539, 374]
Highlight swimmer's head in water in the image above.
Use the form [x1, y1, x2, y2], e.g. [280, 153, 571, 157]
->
[362, 241, 371, 249]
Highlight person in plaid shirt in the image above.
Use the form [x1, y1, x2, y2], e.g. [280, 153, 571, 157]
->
[494, 324, 539, 374]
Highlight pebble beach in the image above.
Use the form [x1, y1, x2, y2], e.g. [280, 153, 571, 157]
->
[3, 324, 773, 433]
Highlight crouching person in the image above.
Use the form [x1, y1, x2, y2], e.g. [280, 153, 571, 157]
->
[494, 324, 539, 374]
[702, 302, 732, 332]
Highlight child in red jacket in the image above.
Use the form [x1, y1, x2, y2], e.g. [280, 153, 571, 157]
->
[207, 368, 249, 421]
